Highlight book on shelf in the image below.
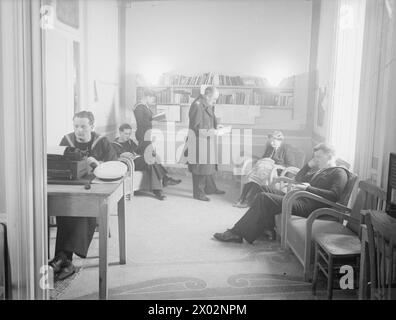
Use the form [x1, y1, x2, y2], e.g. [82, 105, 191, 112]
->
[136, 72, 295, 107]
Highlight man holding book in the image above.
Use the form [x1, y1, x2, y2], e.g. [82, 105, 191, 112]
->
[132, 89, 181, 194]
[187, 86, 226, 201]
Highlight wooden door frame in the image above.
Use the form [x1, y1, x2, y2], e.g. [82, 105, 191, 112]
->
[0, 0, 48, 299]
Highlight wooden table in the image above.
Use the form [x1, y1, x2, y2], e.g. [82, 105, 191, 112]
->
[47, 178, 126, 300]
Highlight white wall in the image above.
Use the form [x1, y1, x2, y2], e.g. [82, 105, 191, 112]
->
[83, 0, 120, 137]
[126, 0, 312, 78]
[125, 0, 314, 163]
[45, 0, 121, 147]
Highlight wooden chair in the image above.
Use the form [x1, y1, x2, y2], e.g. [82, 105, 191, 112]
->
[386, 153, 396, 218]
[280, 169, 357, 280]
[365, 210, 396, 300]
[286, 180, 387, 282]
[0, 222, 11, 299]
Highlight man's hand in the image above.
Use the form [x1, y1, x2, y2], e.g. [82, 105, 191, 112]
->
[292, 182, 310, 191]
[308, 158, 319, 168]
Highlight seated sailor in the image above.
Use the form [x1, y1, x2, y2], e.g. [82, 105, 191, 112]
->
[214, 143, 349, 243]
[49, 110, 117, 280]
[112, 123, 181, 200]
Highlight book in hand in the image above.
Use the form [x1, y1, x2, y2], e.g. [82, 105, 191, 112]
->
[216, 125, 232, 136]
[152, 112, 166, 121]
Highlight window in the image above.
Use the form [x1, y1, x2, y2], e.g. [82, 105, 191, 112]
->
[327, 0, 366, 166]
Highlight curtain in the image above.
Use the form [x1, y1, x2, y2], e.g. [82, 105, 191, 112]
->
[327, 0, 367, 167]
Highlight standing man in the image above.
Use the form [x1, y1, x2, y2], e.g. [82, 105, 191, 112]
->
[133, 89, 181, 187]
[187, 86, 225, 201]
[49, 111, 117, 280]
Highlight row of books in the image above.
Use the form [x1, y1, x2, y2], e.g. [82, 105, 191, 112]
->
[155, 73, 295, 88]
[161, 73, 215, 86]
[138, 87, 293, 106]
[217, 92, 294, 106]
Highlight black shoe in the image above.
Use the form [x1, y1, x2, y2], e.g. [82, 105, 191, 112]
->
[213, 230, 243, 243]
[153, 190, 166, 200]
[163, 176, 182, 187]
[213, 189, 226, 195]
[205, 189, 226, 195]
[232, 201, 249, 208]
[264, 230, 276, 241]
[55, 260, 76, 281]
[194, 195, 210, 201]
[49, 252, 69, 274]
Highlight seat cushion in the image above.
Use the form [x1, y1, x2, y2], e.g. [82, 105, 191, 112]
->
[315, 233, 361, 256]
[287, 215, 356, 261]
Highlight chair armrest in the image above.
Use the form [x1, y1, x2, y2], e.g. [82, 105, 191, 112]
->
[280, 190, 350, 249]
[118, 156, 135, 177]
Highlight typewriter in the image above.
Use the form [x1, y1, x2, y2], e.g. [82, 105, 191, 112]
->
[47, 147, 89, 183]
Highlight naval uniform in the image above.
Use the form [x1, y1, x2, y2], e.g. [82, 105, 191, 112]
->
[55, 132, 117, 258]
[112, 137, 166, 190]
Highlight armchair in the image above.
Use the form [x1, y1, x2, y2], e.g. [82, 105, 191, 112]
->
[280, 180, 387, 281]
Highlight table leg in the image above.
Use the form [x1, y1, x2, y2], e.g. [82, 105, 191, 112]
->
[358, 236, 369, 300]
[118, 191, 126, 265]
[98, 203, 109, 300]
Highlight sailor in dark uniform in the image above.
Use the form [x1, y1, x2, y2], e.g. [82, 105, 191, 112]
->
[112, 123, 174, 200]
[49, 111, 117, 280]
[133, 89, 181, 189]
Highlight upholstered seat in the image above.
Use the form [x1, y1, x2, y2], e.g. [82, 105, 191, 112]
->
[286, 216, 356, 264]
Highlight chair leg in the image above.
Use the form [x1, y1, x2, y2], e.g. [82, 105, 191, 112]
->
[312, 243, 319, 296]
[327, 256, 334, 300]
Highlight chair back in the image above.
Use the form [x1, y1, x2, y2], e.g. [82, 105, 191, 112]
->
[347, 180, 387, 235]
[290, 147, 306, 169]
[387, 153, 396, 218]
[338, 169, 358, 206]
[365, 211, 396, 300]
[0, 223, 11, 300]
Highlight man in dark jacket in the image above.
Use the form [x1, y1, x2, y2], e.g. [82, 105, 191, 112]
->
[133, 89, 181, 189]
[187, 86, 225, 201]
[50, 111, 117, 280]
[213, 143, 350, 243]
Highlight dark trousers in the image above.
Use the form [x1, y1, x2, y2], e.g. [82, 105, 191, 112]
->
[134, 156, 167, 190]
[55, 217, 96, 258]
[239, 181, 265, 206]
[192, 174, 218, 198]
[231, 186, 310, 243]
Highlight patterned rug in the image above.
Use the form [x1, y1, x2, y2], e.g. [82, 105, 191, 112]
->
[50, 267, 82, 300]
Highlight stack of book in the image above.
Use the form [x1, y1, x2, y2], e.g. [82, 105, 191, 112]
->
[218, 75, 244, 86]
[164, 73, 215, 86]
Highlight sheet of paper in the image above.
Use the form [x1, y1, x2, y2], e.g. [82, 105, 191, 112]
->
[47, 146, 67, 155]
[156, 105, 181, 122]
[216, 126, 232, 136]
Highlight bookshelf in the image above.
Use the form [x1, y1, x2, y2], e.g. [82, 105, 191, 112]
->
[135, 73, 296, 125]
